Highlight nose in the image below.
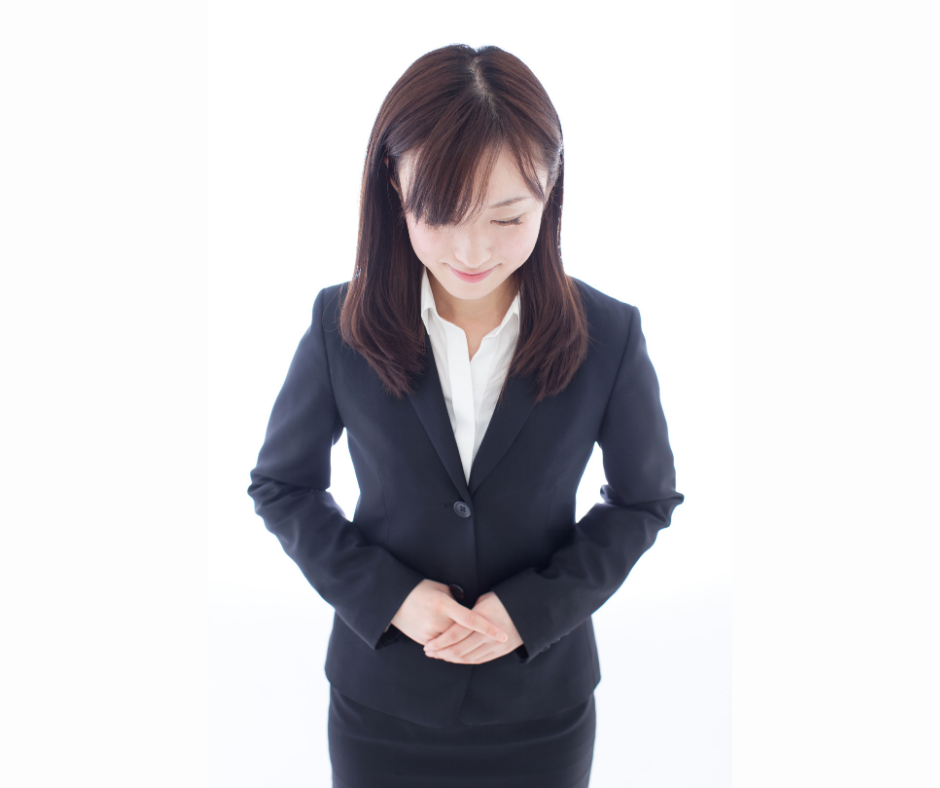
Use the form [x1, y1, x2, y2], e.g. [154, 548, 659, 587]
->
[452, 225, 492, 270]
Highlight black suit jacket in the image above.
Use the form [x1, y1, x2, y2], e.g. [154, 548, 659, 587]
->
[247, 277, 683, 727]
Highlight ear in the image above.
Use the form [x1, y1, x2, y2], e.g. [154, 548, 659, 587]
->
[386, 157, 402, 198]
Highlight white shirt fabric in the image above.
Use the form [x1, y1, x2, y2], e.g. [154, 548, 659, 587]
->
[419, 268, 522, 484]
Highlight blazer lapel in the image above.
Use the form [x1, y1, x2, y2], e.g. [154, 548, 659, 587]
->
[407, 331, 539, 501]
[407, 332, 472, 502]
[468, 368, 537, 496]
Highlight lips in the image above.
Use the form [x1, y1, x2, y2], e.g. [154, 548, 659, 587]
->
[449, 265, 495, 283]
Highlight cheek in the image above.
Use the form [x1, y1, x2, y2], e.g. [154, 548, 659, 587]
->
[500, 224, 541, 262]
[406, 222, 444, 260]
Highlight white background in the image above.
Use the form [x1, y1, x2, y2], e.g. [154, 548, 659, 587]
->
[1, 1, 937, 787]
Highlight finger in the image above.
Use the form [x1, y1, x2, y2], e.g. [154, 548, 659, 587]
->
[458, 639, 512, 665]
[424, 624, 469, 651]
[426, 630, 481, 658]
[460, 642, 502, 664]
[433, 639, 504, 665]
[424, 623, 473, 652]
[449, 604, 507, 642]
[427, 632, 486, 662]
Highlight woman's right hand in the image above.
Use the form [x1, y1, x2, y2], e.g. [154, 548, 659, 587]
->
[390, 579, 508, 647]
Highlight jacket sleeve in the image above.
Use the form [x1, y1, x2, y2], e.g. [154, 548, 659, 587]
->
[490, 304, 684, 663]
[247, 287, 426, 650]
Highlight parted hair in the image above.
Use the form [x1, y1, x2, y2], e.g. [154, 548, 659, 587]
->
[339, 44, 589, 404]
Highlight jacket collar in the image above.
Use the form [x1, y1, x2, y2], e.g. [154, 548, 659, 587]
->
[407, 322, 536, 501]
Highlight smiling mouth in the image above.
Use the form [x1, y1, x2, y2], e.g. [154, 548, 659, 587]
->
[449, 264, 495, 281]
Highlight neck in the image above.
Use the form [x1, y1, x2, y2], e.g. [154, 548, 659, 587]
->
[430, 270, 518, 328]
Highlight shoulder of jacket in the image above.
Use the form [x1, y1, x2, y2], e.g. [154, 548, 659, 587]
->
[569, 276, 638, 341]
[313, 281, 350, 329]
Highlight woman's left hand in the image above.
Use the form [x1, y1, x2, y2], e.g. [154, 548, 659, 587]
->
[423, 591, 523, 664]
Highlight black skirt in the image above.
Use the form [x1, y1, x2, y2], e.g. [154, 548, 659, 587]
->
[328, 685, 596, 788]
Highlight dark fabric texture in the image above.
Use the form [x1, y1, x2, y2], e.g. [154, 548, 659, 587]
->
[248, 277, 684, 726]
[328, 686, 596, 788]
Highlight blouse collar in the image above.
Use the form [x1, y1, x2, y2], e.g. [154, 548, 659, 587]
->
[420, 267, 521, 336]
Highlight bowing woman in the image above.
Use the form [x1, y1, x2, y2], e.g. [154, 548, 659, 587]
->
[248, 43, 684, 788]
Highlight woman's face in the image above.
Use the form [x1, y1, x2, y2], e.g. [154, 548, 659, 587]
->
[393, 147, 548, 310]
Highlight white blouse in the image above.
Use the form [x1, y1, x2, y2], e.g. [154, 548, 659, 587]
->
[419, 268, 521, 484]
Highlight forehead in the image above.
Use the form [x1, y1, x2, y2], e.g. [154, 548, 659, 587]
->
[400, 147, 544, 203]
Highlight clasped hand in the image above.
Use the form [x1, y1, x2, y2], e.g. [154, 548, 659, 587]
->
[389, 580, 523, 665]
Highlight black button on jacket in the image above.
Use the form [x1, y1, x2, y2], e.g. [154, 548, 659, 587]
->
[247, 278, 684, 728]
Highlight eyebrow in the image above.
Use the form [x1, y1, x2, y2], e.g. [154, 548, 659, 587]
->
[487, 196, 530, 209]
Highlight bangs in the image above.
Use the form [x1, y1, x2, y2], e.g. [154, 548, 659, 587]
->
[344, 44, 586, 404]
[400, 114, 550, 228]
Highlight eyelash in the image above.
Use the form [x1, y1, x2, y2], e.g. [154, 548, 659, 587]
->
[494, 217, 523, 226]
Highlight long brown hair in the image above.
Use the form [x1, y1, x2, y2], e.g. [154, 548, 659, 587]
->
[339, 44, 588, 404]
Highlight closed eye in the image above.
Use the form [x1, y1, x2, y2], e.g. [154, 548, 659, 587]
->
[493, 216, 523, 226]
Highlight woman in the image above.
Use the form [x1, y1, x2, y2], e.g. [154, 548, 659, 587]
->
[248, 44, 683, 788]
